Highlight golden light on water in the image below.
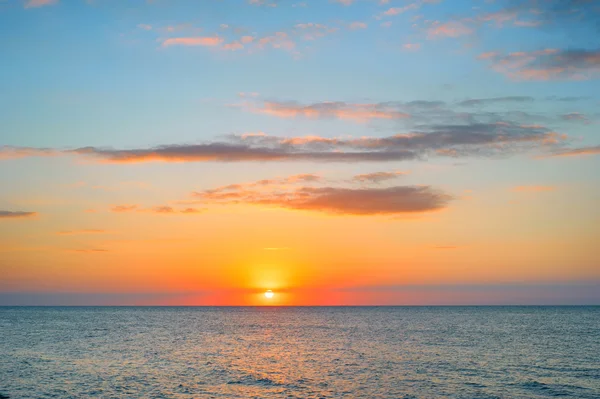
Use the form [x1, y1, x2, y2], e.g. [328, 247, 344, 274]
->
[264, 290, 274, 299]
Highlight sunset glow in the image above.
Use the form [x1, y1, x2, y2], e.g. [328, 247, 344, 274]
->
[0, 0, 599, 307]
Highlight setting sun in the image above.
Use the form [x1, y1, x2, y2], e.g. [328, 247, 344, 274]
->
[264, 290, 274, 299]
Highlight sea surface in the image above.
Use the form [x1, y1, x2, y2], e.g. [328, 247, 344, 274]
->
[0, 306, 599, 398]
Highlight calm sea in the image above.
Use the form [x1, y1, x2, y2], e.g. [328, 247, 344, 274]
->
[1, 307, 599, 398]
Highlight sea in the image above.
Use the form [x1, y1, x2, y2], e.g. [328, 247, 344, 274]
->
[0, 306, 599, 398]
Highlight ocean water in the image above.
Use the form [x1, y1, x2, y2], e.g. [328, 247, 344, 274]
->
[0, 307, 599, 399]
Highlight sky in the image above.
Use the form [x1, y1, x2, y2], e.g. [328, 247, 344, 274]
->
[0, 0, 599, 306]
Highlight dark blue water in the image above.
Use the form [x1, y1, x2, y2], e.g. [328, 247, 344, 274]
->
[1, 307, 599, 398]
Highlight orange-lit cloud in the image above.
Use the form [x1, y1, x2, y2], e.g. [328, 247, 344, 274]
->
[544, 145, 600, 158]
[247, 100, 410, 121]
[162, 36, 224, 47]
[194, 176, 452, 215]
[110, 205, 138, 213]
[149, 206, 203, 214]
[353, 171, 408, 183]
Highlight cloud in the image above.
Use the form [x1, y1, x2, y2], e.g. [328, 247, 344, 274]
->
[457, 96, 535, 107]
[544, 145, 600, 158]
[349, 22, 368, 30]
[24, 0, 57, 8]
[381, 3, 419, 17]
[403, 43, 421, 51]
[244, 100, 411, 121]
[332, 0, 354, 5]
[162, 36, 224, 47]
[0, 211, 37, 219]
[222, 41, 244, 51]
[195, 182, 452, 215]
[248, 0, 277, 6]
[149, 206, 203, 214]
[0, 146, 57, 160]
[110, 205, 138, 213]
[56, 229, 107, 235]
[137, 24, 152, 31]
[511, 185, 555, 192]
[479, 48, 600, 81]
[561, 112, 589, 123]
[427, 21, 473, 38]
[8, 120, 565, 165]
[353, 171, 408, 183]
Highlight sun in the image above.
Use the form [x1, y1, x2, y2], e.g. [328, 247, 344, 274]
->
[264, 290, 274, 299]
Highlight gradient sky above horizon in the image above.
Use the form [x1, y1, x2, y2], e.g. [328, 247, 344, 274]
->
[1, 0, 599, 305]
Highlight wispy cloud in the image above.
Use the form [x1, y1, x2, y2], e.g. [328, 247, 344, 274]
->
[149, 206, 203, 214]
[242, 100, 410, 121]
[0, 211, 37, 219]
[110, 205, 138, 213]
[110, 204, 203, 214]
[457, 96, 534, 107]
[561, 113, 589, 123]
[478, 48, 600, 81]
[24, 0, 58, 9]
[162, 36, 224, 47]
[349, 22, 368, 30]
[0, 146, 57, 160]
[427, 21, 473, 38]
[353, 171, 408, 183]
[544, 145, 600, 158]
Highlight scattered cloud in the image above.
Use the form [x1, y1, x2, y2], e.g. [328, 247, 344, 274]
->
[403, 43, 421, 51]
[478, 48, 600, 81]
[0, 211, 37, 219]
[427, 21, 473, 38]
[149, 206, 203, 214]
[544, 145, 600, 158]
[457, 96, 534, 107]
[243, 100, 410, 122]
[561, 112, 589, 123]
[353, 171, 408, 183]
[349, 22, 368, 30]
[110, 205, 138, 213]
[162, 36, 224, 47]
[24, 0, 57, 9]
[381, 3, 419, 18]
[332, 0, 354, 5]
